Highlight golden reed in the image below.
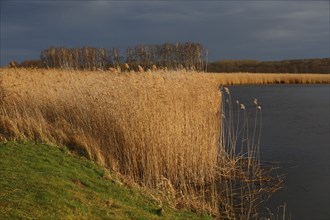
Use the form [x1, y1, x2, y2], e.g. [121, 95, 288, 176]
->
[1, 67, 317, 218]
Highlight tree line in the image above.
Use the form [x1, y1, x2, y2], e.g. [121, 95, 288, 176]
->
[8, 45, 329, 73]
[207, 58, 330, 73]
[8, 42, 207, 72]
[125, 43, 206, 71]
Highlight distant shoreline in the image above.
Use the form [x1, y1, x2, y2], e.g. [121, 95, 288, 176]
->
[208, 72, 330, 85]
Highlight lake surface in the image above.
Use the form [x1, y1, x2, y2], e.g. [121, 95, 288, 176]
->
[228, 84, 329, 220]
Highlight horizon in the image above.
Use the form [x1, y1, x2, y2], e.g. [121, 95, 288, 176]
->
[4, 45, 330, 67]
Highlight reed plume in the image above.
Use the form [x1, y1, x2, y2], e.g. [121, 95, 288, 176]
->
[0, 68, 284, 218]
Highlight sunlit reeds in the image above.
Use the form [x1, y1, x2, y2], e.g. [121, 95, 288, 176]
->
[0, 68, 295, 218]
[0, 68, 221, 213]
[219, 86, 285, 218]
[209, 72, 329, 85]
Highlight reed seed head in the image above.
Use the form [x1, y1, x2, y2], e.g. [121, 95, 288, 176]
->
[223, 87, 230, 94]
[253, 98, 258, 105]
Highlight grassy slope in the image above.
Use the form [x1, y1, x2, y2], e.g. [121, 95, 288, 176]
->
[0, 141, 211, 219]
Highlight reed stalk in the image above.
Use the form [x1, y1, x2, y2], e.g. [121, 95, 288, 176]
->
[0, 68, 285, 218]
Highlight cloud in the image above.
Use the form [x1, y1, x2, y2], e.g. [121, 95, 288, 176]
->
[1, 22, 37, 36]
[1, 1, 329, 65]
[242, 2, 329, 44]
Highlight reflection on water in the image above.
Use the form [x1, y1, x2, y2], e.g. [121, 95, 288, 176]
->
[228, 84, 329, 220]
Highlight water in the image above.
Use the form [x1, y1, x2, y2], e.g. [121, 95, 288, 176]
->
[228, 84, 329, 220]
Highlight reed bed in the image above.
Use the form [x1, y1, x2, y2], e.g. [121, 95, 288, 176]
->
[1, 68, 287, 218]
[209, 73, 329, 85]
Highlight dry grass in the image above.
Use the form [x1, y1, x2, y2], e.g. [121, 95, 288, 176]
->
[0, 68, 301, 218]
[0, 68, 220, 213]
[209, 72, 330, 85]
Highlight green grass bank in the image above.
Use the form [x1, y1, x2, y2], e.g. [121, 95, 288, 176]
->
[0, 141, 211, 219]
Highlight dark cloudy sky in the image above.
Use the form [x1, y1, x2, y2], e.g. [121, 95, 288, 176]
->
[1, 0, 329, 66]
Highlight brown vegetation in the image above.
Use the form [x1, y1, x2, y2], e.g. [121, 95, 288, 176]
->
[210, 73, 330, 84]
[0, 68, 295, 218]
